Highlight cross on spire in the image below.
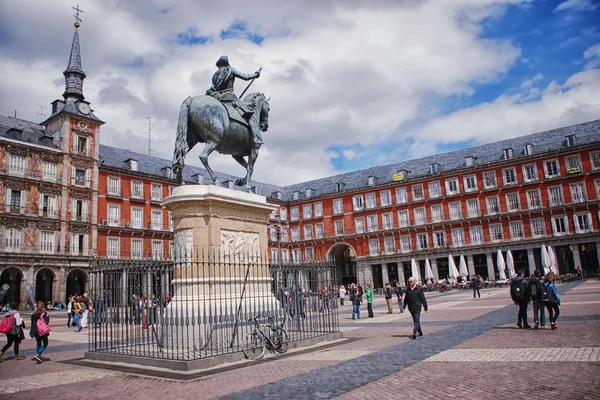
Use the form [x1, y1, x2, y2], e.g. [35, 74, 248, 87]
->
[72, 4, 83, 26]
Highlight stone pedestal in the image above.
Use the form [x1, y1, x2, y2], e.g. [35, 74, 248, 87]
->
[162, 185, 278, 353]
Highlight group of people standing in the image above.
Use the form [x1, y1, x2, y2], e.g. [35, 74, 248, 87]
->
[0, 301, 51, 364]
[511, 270, 561, 330]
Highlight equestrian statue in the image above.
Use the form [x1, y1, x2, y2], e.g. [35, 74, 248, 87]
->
[172, 55, 270, 192]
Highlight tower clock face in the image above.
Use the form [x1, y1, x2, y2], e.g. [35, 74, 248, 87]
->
[78, 102, 91, 115]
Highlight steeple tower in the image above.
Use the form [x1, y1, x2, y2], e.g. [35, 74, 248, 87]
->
[63, 5, 86, 100]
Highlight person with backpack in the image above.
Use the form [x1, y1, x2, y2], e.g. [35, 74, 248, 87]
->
[384, 282, 393, 314]
[0, 302, 26, 362]
[472, 275, 482, 299]
[30, 301, 51, 363]
[542, 272, 561, 330]
[365, 284, 374, 318]
[529, 270, 546, 329]
[510, 270, 531, 329]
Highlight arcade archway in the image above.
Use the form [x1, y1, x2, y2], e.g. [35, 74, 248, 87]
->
[327, 243, 357, 286]
[0, 267, 22, 305]
[66, 269, 87, 301]
[35, 268, 55, 304]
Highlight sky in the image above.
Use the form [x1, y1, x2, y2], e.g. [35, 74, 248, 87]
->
[0, 0, 599, 186]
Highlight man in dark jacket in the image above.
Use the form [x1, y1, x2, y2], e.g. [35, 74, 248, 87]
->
[472, 275, 482, 299]
[529, 270, 546, 329]
[510, 271, 531, 329]
[394, 282, 404, 313]
[403, 277, 428, 339]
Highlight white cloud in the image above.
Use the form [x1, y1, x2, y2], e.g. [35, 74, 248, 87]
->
[584, 43, 600, 68]
[555, 0, 599, 12]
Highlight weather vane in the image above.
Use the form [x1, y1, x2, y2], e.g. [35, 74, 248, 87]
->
[72, 4, 84, 27]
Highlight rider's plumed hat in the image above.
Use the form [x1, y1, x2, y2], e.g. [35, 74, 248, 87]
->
[216, 56, 230, 67]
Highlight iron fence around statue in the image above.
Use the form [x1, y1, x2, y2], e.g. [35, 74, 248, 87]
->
[87, 254, 338, 361]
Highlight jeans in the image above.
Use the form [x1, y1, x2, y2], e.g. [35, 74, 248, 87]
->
[473, 288, 480, 298]
[367, 302, 374, 318]
[1, 333, 20, 355]
[352, 303, 360, 319]
[35, 335, 48, 356]
[67, 312, 72, 327]
[517, 301, 529, 326]
[397, 297, 403, 312]
[533, 299, 546, 326]
[546, 303, 560, 323]
[411, 311, 422, 335]
[74, 313, 82, 331]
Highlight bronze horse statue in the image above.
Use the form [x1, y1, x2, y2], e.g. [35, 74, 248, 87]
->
[172, 92, 270, 192]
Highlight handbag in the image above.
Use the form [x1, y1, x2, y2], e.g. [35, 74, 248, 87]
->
[36, 312, 51, 336]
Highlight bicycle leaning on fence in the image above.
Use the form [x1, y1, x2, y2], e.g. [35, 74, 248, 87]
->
[242, 314, 289, 359]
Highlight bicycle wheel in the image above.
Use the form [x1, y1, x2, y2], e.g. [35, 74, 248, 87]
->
[273, 327, 289, 354]
[242, 332, 265, 360]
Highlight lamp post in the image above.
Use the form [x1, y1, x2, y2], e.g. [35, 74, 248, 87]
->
[270, 213, 289, 263]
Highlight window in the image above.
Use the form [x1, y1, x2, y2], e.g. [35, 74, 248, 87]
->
[470, 226, 483, 245]
[430, 163, 440, 174]
[291, 226, 300, 241]
[334, 220, 344, 236]
[305, 247, 314, 260]
[152, 240, 163, 260]
[548, 186, 563, 207]
[129, 159, 138, 172]
[333, 199, 343, 214]
[509, 221, 524, 240]
[368, 176, 375, 186]
[524, 143, 533, 156]
[466, 199, 480, 218]
[384, 237, 395, 253]
[303, 225, 313, 240]
[412, 184, 424, 201]
[280, 207, 287, 221]
[395, 187, 408, 204]
[293, 192, 299, 200]
[544, 160, 560, 178]
[486, 196, 500, 215]
[526, 190, 542, 209]
[131, 208, 143, 229]
[40, 194, 58, 218]
[353, 195, 364, 211]
[38, 231, 55, 254]
[449, 201, 462, 220]
[108, 205, 120, 226]
[503, 168, 517, 185]
[169, 212, 173, 231]
[523, 164, 538, 182]
[281, 227, 289, 242]
[531, 219, 546, 238]
[367, 215, 378, 232]
[503, 148, 513, 160]
[131, 181, 144, 199]
[77, 136, 88, 155]
[428, 181, 441, 198]
[151, 183, 162, 201]
[281, 249, 289, 262]
[433, 231, 446, 248]
[464, 175, 478, 192]
[451, 229, 465, 247]
[398, 210, 410, 227]
[566, 135, 576, 147]
[465, 156, 474, 167]
[446, 178, 459, 195]
[551, 216, 568, 235]
[269, 225, 277, 241]
[565, 155, 581, 174]
[72, 199, 87, 221]
[414, 208, 426, 225]
[490, 224, 503, 242]
[108, 176, 121, 196]
[315, 223, 324, 239]
[431, 204, 443, 223]
[483, 172, 497, 189]
[290, 206, 299, 221]
[74, 168, 87, 186]
[152, 210, 162, 230]
[570, 182, 586, 203]
[8, 154, 26, 176]
[335, 182, 345, 192]
[574, 213, 592, 233]
[107, 237, 120, 259]
[292, 248, 301, 262]
[506, 193, 520, 212]
[369, 239, 380, 255]
[42, 162, 58, 182]
[591, 151, 600, 171]
[380, 190, 392, 206]
[3, 228, 21, 251]
[416, 234, 429, 250]
[366, 193, 376, 209]
[355, 217, 365, 233]
[7, 188, 24, 214]
[72, 233, 87, 255]
[400, 235, 412, 252]
[596, 180, 600, 200]
[305, 189, 313, 198]
[314, 202, 323, 217]
[303, 204, 312, 219]
[382, 213, 393, 230]
[131, 239, 143, 259]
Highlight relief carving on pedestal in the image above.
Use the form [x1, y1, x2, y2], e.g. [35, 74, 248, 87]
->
[221, 230, 259, 259]
[174, 229, 193, 263]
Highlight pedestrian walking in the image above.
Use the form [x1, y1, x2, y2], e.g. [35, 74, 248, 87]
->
[384, 283, 393, 314]
[339, 285, 346, 306]
[30, 301, 51, 363]
[542, 272, 561, 330]
[0, 302, 26, 362]
[472, 275, 481, 299]
[66, 296, 75, 327]
[510, 270, 531, 329]
[351, 285, 362, 320]
[403, 277, 428, 339]
[529, 270, 546, 329]
[395, 282, 404, 313]
[365, 284, 374, 318]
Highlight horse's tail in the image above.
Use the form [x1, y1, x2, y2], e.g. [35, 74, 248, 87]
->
[172, 96, 192, 180]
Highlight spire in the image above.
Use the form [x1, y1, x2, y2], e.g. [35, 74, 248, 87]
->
[63, 5, 86, 100]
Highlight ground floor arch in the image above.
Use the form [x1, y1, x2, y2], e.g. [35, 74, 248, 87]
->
[66, 269, 87, 301]
[0, 267, 22, 305]
[35, 268, 55, 304]
[327, 243, 357, 285]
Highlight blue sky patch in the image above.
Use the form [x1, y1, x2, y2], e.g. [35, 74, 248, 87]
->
[175, 28, 212, 46]
[220, 20, 264, 45]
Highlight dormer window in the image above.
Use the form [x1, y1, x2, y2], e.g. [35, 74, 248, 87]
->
[430, 164, 440, 174]
[503, 148, 513, 160]
[293, 191, 300, 200]
[306, 188, 313, 198]
[194, 174, 203, 184]
[161, 166, 173, 178]
[128, 159, 138, 171]
[367, 176, 375, 186]
[227, 180, 235, 189]
[336, 182, 346, 192]
[272, 191, 282, 200]
[524, 144, 533, 156]
[6, 129, 22, 140]
[465, 156, 474, 167]
[565, 135, 576, 147]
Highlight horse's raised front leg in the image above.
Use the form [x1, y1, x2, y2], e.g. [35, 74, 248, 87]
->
[232, 155, 248, 186]
[199, 142, 218, 184]
[244, 147, 259, 192]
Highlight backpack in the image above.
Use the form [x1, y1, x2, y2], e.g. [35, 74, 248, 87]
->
[513, 279, 528, 299]
[36, 312, 51, 336]
[540, 282, 556, 304]
[530, 279, 540, 298]
[0, 314, 14, 334]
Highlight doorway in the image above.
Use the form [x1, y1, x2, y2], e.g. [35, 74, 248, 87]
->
[0, 267, 22, 305]
[35, 268, 54, 304]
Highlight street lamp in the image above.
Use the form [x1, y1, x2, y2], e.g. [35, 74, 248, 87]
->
[270, 213, 289, 263]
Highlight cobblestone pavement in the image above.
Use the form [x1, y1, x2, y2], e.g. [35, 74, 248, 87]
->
[1, 280, 599, 399]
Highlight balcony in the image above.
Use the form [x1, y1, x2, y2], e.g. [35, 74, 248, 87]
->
[5, 206, 26, 215]
[106, 187, 122, 198]
[72, 177, 90, 188]
[130, 192, 145, 202]
[72, 214, 90, 223]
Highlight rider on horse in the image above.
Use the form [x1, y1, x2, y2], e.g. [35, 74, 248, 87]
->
[206, 56, 263, 146]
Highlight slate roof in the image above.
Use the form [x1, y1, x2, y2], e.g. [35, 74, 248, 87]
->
[0, 115, 58, 149]
[43, 99, 104, 124]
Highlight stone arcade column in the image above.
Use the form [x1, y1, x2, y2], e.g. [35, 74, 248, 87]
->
[430, 259, 439, 282]
[162, 185, 278, 351]
[486, 253, 495, 281]
[527, 248, 536, 275]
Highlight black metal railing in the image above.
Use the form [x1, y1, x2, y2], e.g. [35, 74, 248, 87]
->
[87, 252, 338, 361]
